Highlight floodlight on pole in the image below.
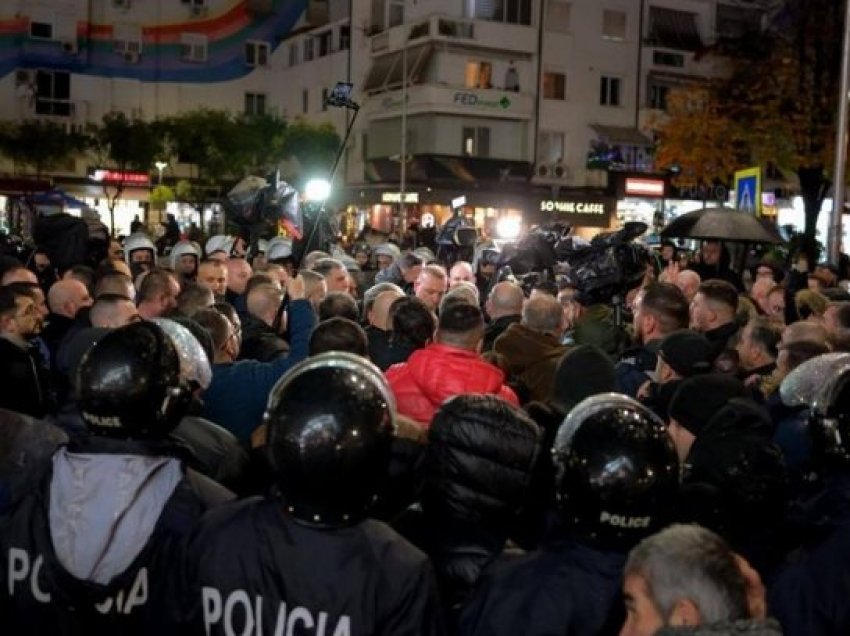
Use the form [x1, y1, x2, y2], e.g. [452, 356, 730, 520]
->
[304, 178, 332, 202]
[154, 161, 168, 185]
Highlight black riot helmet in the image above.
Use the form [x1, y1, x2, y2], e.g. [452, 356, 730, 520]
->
[553, 393, 679, 551]
[264, 352, 396, 527]
[76, 321, 192, 438]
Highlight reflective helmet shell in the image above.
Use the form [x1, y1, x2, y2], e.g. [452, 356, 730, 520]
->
[265, 352, 396, 526]
[553, 393, 679, 551]
[76, 322, 191, 438]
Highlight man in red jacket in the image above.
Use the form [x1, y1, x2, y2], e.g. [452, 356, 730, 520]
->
[386, 302, 518, 427]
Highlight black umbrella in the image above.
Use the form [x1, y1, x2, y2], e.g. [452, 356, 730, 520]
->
[660, 207, 784, 244]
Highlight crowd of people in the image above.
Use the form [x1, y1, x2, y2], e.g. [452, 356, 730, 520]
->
[0, 223, 849, 635]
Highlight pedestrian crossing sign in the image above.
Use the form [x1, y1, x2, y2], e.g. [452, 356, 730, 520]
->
[734, 167, 761, 215]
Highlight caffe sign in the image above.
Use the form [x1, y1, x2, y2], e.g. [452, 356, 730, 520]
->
[540, 200, 605, 214]
[538, 197, 613, 227]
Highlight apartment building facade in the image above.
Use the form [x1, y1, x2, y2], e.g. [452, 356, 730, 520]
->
[0, 0, 757, 235]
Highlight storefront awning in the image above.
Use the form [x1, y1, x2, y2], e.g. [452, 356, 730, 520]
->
[590, 125, 652, 147]
[365, 155, 533, 184]
[648, 7, 703, 51]
[363, 44, 434, 93]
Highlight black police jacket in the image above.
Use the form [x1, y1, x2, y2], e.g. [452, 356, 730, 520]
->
[457, 540, 627, 636]
[0, 437, 229, 635]
[176, 497, 445, 635]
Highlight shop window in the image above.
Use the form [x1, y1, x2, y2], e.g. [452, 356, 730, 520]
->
[543, 72, 566, 100]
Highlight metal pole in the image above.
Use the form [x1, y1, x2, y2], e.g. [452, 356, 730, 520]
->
[829, 0, 850, 263]
[400, 42, 408, 230]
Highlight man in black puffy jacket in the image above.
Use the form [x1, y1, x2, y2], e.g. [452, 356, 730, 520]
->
[394, 394, 541, 625]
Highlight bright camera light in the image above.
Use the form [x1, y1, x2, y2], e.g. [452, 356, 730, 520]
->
[496, 217, 522, 240]
[304, 178, 331, 202]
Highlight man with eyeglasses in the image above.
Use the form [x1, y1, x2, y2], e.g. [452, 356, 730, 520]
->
[0, 285, 54, 417]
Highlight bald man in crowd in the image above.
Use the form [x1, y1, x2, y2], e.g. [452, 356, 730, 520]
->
[93, 271, 135, 301]
[136, 269, 181, 320]
[449, 261, 475, 288]
[301, 269, 328, 314]
[41, 278, 93, 361]
[89, 294, 141, 328]
[483, 280, 525, 352]
[197, 259, 228, 302]
[240, 283, 289, 362]
[225, 257, 253, 311]
[362, 287, 403, 370]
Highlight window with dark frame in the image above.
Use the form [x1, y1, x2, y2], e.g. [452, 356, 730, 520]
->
[600, 75, 621, 106]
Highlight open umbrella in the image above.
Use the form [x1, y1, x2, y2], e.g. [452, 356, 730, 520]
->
[660, 207, 784, 244]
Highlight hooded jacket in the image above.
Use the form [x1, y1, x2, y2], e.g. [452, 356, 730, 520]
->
[491, 323, 569, 403]
[0, 436, 232, 635]
[385, 344, 519, 427]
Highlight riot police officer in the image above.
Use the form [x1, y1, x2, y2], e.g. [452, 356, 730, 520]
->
[770, 353, 850, 635]
[0, 321, 232, 634]
[458, 393, 679, 636]
[177, 352, 444, 635]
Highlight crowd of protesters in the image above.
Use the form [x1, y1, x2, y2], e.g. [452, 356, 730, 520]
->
[0, 220, 849, 635]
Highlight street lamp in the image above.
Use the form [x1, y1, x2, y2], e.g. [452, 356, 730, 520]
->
[154, 161, 168, 185]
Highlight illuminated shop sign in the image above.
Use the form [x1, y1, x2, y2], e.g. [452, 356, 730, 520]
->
[539, 197, 613, 227]
[89, 169, 150, 185]
[540, 200, 605, 214]
[625, 177, 665, 197]
[381, 192, 419, 203]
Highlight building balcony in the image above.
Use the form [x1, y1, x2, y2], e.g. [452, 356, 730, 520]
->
[363, 83, 533, 121]
[369, 13, 537, 57]
[16, 95, 90, 130]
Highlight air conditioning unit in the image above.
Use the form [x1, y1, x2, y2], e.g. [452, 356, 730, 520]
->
[124, 50, 140, 63]
[552, 163, 570, 179]
[535, 163, 551, 178]
[61, 40, 78, 54]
